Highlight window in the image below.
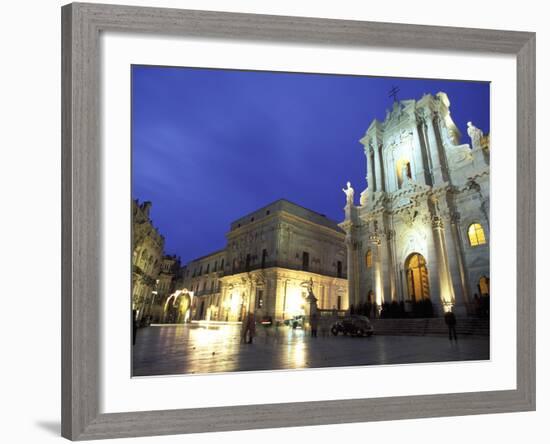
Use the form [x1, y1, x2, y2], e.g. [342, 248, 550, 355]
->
[365, 250, 373, 268]
[198, 265, 202, 276]
[337, 260, 343, 278]
[302, 251, 309, 271]
[397, 159, 412, 188]
[220, 259, 225, 270]
[257, 290, 264, 309]
[213, 261, 217, 272]
[205, 263, 210, 274]
[245, 254, 251, 271]
[468, 223, 487, 247]
[210, 281, 214, 292]
[261, 249, 267, 268]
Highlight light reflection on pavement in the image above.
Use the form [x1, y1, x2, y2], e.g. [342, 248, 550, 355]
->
[132, 323, 489, 377]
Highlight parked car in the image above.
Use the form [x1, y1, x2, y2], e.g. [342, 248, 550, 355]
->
[331, 315, 374, 337]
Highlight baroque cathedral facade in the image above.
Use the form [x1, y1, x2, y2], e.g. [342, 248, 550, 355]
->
[341, 92, 490, 317]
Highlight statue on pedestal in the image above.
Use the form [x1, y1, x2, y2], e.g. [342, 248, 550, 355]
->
[342, 181, 354, 206]
[467, 121, 483, 150]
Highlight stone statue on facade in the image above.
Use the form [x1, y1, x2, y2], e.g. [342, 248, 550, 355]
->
[304, 277, 318, 312]
[467, 121, 483, 150]
[401, 163, 411, 186]
[342, 181, 354, 206]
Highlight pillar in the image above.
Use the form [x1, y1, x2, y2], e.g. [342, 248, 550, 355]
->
[345, 234, 357, 308]
[431, 215, 455, 312]
[370, 234, 384, 309]
[374, 143, 385, 192]
[449, 212, 471, 316]
[420, 111, 446, 185]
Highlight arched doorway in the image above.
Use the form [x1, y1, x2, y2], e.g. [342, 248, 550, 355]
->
[478, 275, 490, 296]
[405, 253, 430, 302]
[163, 291, 192, 323]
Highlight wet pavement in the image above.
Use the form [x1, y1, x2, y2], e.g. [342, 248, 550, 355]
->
[132, 323, 490, 377]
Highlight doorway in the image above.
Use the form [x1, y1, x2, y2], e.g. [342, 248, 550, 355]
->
[405, 253, 430, 301]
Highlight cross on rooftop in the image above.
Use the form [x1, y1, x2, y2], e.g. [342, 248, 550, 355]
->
[389, 86, 400, 103]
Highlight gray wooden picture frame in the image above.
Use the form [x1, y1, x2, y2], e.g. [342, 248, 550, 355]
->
[61, 2, 536, 440]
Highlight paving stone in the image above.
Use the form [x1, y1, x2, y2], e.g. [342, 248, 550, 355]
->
[132, 324, 490, 376]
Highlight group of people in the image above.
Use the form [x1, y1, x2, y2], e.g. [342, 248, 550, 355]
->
[240, 310, 329, 343]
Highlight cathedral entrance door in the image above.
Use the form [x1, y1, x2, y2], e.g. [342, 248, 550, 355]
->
[405, 253, 430, 302]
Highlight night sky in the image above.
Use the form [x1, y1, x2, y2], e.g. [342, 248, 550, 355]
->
[132, 66, 490, 264]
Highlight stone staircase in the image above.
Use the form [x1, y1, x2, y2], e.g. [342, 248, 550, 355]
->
[370, 318, 489, 337]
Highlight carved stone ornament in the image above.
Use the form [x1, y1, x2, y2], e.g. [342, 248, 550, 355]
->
[431, 215, 444, 230]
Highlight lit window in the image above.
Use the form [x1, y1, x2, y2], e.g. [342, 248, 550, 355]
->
[365, 250, 373, 268]
[468, 223, 486, 247]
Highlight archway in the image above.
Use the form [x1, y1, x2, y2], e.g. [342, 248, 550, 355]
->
[163, 290, 193, 323]
[478, 275, 490, 296]
[405, 253, 430, 302]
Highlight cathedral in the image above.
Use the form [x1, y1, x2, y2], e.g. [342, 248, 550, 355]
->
[341, 92, 490, 317]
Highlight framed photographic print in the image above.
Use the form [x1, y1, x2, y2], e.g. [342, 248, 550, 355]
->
[61, 2, 536, 440]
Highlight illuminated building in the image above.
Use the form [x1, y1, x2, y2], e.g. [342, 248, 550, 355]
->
[131, 200, 165, 321]
[342, 92, 490, 316]
[182, 199, 348, 322]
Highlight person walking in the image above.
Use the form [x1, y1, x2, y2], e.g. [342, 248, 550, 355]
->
[240, 312, 249, 344]
[310, 312, 319, 338]
[132, 309, 138, 345]
[246, 312, 256, 344]
[444, 309, 458, 341]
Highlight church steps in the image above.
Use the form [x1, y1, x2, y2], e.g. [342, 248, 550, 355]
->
[370, 318, 489, 337]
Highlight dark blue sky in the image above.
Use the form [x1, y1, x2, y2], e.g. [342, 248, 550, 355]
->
[132, 66, 489, 263]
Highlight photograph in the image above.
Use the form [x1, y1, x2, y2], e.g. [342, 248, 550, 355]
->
[130, 65, 491, 377]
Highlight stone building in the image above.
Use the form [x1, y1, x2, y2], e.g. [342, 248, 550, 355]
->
[341, 92, 490, 317]
[132, 200, 165, 321]
[181, 199, 348, 323]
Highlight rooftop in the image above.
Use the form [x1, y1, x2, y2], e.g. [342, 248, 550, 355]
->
[229, 198, 344, 233]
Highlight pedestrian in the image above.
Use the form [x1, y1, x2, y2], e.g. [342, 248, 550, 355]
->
[246, 312, 256, 344]
[444, 309, 458, 341]
[310, 312, 319, 338]
[473, 293, 481, 316]
[240, 313, 249, 344]
[132, 309, 138, 345]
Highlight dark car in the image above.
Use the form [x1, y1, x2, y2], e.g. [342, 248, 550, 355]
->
[331, 315, 374, 337]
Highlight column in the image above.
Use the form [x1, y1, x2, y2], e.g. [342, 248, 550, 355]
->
[353, 241, 361, 307]
[370, 234, 384, 309]
[365, 145, 374, 193]
[385, 228, 398, 302]
[449, 213, 471, 315]
[413, 121, 433, 186]
[431, 215, 455, 312]
[369, 148, 377, 192]
[275, 278, 287, 321]
[373, 143, 385, 192]
[345, 234, 357, 308]
[378, 143, 387, 192]
[420, 111, 445, 185]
